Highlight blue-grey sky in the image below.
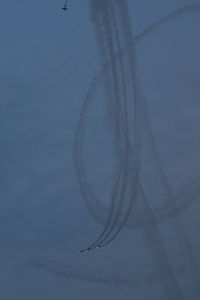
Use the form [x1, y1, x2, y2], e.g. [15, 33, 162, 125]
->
[0, 1, 200, 299]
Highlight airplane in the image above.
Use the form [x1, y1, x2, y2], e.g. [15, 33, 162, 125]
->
[79, 248, 92, 254]
[62, 0, 68, 10]
[62, 5, 68, 11]
[79, 249, 86, 254]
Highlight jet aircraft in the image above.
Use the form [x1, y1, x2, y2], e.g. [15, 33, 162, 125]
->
[62, 0, 68, 10]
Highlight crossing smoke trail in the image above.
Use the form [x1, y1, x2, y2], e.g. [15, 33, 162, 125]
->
[29, 2, 200, 295]
[116, 1, 200, 295]
[73, 1, 200, 296]
[74, 2, 200, 238]
[89, 1, 184, 297]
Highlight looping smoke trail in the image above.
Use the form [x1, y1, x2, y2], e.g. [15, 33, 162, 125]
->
[74, 1, 200, 247]
[73, 1, 200, 297]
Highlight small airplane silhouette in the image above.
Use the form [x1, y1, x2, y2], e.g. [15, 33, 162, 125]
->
[79, 248, 91, 254]
[62, 5, 68, 10]
[62, 0, 68, 10]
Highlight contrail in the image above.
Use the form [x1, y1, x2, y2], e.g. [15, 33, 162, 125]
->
[74, 2, 200, 236]
[74, 2, 200, 295]
[119, 2, 200, 292]
[76, 1, 130, 252]
[92, 2, 184, 297]
[73, 0, 200, 297]
[94, 2, 133, 247]
[83, 0, 138, 251]
[29, 257, 160, 287]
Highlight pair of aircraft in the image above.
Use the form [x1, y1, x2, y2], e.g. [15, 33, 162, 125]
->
[79, 245, 103, 254]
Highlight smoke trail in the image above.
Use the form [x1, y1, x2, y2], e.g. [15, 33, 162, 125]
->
[76, 1, 130, 252]
[94, 2, 133, 246]
[116, 0, 200, 296]
[74, 4, 200, 233]
[89, 1, 129, 249]
[73, 0, 200, 297]
[97, 2, 184, 297]
[29, 257, 160, 287]
[135, 3, 200, 43]
[83, 0, 138, 251]
[74, 2, 200, 234]
[74, 8, 200, 296]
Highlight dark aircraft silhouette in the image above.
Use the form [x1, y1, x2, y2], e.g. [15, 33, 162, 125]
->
[79, 248, 91, 254]
[62, 5, 68, 11]
[62, 0, 68, 10]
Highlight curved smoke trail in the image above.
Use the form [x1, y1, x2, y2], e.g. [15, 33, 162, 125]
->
[73, 1, 200, 297]
[74, 1, 200, 245]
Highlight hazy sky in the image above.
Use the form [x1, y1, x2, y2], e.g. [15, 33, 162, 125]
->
[0, 1, 200, 299]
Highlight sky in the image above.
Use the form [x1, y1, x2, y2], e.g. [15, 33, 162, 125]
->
[0, 0, 200, 299]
